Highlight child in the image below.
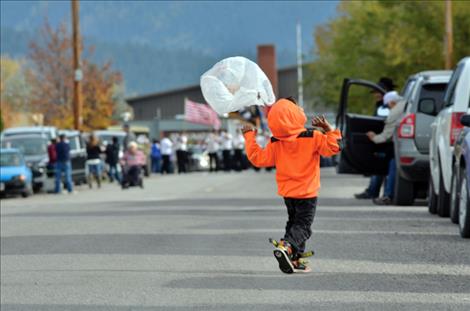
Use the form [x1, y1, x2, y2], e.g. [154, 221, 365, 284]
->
[242, 97, 342, 273]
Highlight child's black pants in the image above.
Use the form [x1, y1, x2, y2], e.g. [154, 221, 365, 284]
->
[283, 197, 317, 254]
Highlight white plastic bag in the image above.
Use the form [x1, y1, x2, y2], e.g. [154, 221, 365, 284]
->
[200, 56, 276, 115]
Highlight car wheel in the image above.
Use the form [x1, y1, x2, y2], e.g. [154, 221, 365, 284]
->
[394, 171, 414, 206]
[21, 182, 33, 198]
[428, 176, 438, 214]
[450, 165, 460, 224]
[459, 171, 470, 238]
[437, 165, 451, 217]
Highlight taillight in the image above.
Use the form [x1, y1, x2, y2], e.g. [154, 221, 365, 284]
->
[398, 113, 416, 138]
[450, 112, 465, 146]
[400, 157, 415, 165]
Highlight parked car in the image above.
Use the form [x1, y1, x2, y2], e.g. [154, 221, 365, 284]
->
[335, 78, 410, 177]
[1, 126, 58, 141]
[429, 57, 470, 216]
[1, 133, 50, 191]
[0, 148, 33, 198]
[451, 114, 470, 238]
[393, 71, 452, 205]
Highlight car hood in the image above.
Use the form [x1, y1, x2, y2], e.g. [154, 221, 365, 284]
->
[0, 166, 30, 182]
[24, 154, 47, 166]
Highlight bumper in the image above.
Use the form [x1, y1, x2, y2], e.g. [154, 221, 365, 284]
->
[0, 179, 28, 195]
[395, 138, 430, 182]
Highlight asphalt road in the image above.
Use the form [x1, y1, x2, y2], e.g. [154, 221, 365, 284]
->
[1, 168, 469, 310]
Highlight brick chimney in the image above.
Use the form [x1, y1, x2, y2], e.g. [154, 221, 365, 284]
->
[257, 45, 278, 97]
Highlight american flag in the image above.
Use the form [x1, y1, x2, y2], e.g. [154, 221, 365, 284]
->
[184, 98, 221, 130]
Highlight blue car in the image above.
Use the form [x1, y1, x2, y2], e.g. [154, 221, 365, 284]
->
[0, 148, 33, 198]
[451, 115, 470, 238]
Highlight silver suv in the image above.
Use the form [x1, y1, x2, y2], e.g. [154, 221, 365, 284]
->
[393, 71, 452, 205]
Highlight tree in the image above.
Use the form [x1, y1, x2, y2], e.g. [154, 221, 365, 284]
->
[0, 56, 31, 128]
[28, 20, 123, 130]
[307, 0, 470, 113]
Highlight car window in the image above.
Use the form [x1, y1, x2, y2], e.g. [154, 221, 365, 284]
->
[444, 63, 464, 107]
[0, 152, 23, 167]
[401, 79, 416, 99]
[2, 137, 48, 156]
[68, 136, 79, 151]
[418, 83, 448, 113]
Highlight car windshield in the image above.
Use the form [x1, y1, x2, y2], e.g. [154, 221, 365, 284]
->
[0, 152, 23, 167]
[96, 134, 125, 147]
[1, 137, 48, 156]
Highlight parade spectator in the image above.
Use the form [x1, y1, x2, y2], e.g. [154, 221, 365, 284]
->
[122, 124, 136, 151]
[355, 77, 397, 200]
[221, 131, 233, 171]
[121, 142, 146, 188]
[151, 139, 162, 174]
[160, 134, 173, 174]
[205, 132, 220, 172]
[175, 133, 188, 173]
[105, 136, 121, 183]
[54, 134, 73, 194]
[47, 138, 57, 172]
[86, 135, 103, 189]
[366, 91, 405, 205]
[232, 129, 245, 172]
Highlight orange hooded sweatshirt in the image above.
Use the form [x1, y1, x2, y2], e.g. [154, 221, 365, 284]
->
[244, 99, 342, 198]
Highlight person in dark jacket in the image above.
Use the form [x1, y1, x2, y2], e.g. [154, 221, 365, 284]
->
[86, 135, 103, 189]
[355, 77, 397, 200]
[55, 134, 73, 194]
[106, 136, 121, 183]
[150, 139, 162, 174]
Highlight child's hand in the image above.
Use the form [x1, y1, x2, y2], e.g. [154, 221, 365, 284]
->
[241, 124, 255, 134]
[312, 115, 333, 132]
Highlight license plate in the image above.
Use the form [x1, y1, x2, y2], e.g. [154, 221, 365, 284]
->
[0, 183, 4, 191]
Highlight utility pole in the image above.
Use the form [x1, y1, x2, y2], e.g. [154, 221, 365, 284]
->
[444, 0, 453, 69]
[296, 21, 304, 109]
[71, 0, 83, 130]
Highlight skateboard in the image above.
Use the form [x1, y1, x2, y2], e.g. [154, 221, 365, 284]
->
[269, 238, 314, 274]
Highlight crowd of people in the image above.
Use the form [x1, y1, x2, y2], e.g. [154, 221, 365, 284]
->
[47, 124, 271, 194]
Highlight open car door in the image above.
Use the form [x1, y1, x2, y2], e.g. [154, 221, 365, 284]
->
[336, 78, 392, 175]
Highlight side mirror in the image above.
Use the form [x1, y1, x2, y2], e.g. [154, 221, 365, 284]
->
[461, 114, 470, 127]
[418, 98, 437, 116]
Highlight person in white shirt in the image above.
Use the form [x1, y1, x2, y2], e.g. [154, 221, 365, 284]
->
[160, 134, 173, 174]
[205, 132, 220, 172]
[175, 133, 189, 173]
[232, 129, 245, 171]
[221, 131, 233, 172]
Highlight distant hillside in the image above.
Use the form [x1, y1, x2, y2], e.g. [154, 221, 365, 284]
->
[0, 1, 338, 95]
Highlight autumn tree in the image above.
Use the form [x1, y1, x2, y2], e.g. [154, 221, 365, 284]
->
[307, 0, 470, 113]
[0, 56, 31, 129]
[28, 20, 123, 130]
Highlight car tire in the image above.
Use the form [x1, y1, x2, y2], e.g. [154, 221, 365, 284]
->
[450, 165, 460, 224]
[21, 182, 33, 198]
[394, 171, 414, 206]
[437, 166, 451, 217]
[428, 176, 438, 214]
[459, 171, 470, 238]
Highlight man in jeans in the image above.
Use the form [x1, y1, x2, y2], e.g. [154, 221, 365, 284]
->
[55, 134, 74, 194]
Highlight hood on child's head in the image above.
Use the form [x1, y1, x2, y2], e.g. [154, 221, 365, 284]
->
[267, 98, 307, 141]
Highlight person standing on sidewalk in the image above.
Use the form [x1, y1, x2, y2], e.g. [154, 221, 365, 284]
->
[221, 131, 233, 172]
[232, 129, 245, 172]
[175, 133, 188, 174]
[160, 134, 173, 174]
[105, 136, 121, 183]
[86, 135, 103, 189]
[205, 132, 220, 172]
[47, 138, 57, 175]
[54, 134, 73, 194]
[150, 139, 162, 174]
[122, 124, 136, 151]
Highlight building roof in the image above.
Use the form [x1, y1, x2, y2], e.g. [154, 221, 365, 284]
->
[126, 64, 307, 104]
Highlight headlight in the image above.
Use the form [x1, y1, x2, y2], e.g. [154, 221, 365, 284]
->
[13, 175, 26, 182]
